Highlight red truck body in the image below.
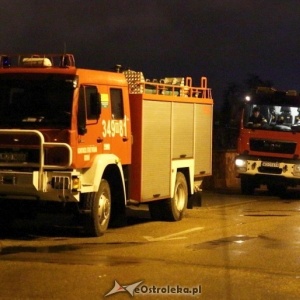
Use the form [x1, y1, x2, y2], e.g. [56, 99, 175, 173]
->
[0, 54, 213, 236]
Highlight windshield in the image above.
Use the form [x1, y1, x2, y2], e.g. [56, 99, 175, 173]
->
[243, 103, 300, 132]
[0, 73, 75, 129]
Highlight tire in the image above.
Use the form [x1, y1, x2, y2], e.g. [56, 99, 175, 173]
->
[241, 175, 255, 195]
[165, 172, 188, 221]
[84, 179, 111, 237]
[149, 172, 188, 221]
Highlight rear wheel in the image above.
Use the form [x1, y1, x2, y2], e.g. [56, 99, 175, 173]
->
[165, 172, 188, 221]
[83, 179, 111, 237]
[149, 172, 188, 221]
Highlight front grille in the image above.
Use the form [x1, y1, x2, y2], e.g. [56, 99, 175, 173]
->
[250, 139, 296, 154]
[258, 166, 282, 174]
[0, 130, 72, 168]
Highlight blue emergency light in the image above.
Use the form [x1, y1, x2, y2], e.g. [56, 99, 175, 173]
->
[0, 55, 10, 67]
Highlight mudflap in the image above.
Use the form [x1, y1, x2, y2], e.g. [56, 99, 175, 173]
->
[187, 191, 202, 208]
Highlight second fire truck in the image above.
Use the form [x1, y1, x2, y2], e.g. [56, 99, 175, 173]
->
[235, 87, 300, 195]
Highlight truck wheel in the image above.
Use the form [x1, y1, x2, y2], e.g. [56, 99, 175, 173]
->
[149, 172, 188, 221]
[85, 179, 111, 237]
[165, 172, 188, 221]
[241, 175, 255, 195]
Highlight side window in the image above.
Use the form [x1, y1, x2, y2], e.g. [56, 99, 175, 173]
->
[77, 85, 100, 134]
[85, 86, 99, 120]
[110, 88, 124, 119]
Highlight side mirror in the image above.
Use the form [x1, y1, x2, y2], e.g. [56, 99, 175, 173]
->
[78, 126, 87, 135]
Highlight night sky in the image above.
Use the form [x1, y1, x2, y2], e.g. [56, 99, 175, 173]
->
[1, 0, 300, 109]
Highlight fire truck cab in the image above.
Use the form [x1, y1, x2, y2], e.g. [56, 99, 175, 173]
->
[0, 54, 213, 236]
[235, 87, 300, 195]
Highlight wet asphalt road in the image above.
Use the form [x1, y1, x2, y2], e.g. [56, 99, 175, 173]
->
[0, 189, 300, 299]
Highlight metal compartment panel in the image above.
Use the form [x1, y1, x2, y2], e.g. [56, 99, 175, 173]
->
[172, 102, 194, 159]
[194, 104, 213, 175]
[141, 100, 171, 199]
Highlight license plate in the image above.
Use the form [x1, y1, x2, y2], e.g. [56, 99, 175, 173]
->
[0, 152, 27, 162]
[261, 161, 280, 168]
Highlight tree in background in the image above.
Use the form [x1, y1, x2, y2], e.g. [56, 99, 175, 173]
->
[244, 74, 273, 94]
[220, 82, 243, 127]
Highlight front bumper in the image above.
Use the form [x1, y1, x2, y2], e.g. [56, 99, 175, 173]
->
[235, 154, 300, 177]
[0, 170, 80, 202]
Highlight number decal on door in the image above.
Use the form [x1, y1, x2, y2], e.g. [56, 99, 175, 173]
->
[102, 116, 127, 138]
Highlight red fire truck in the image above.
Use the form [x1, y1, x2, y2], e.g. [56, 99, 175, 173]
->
[0, 54, 213, 236]
[235, 87, 300, 195]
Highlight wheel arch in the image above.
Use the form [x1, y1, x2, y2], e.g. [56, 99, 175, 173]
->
[171, 159, 194, 198]
[82, 154, 126, 209]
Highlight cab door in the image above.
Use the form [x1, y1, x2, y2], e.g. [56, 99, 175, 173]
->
[76, 85, 102, 167]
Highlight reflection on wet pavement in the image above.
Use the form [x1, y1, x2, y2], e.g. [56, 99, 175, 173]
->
[187, 235, 255, 250]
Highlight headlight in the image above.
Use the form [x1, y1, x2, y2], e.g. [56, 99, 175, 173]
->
[293, 164, 300, 176]
[235, 158, 247, 172]
[235, 159, 246, 167]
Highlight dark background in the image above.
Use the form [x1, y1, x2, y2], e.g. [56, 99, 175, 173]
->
[1, 0, 299, 110]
